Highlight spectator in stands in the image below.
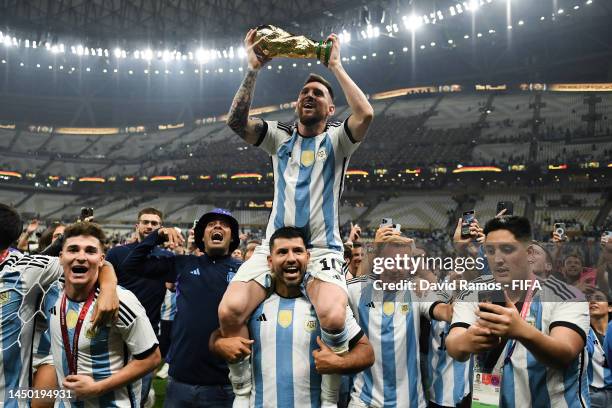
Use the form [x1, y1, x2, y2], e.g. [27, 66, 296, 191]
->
[596, 235, 612, 296]
[231, 248, 243, 261]
[528, 241, 554, 280]
[105, 207, 173, 406]
[585, 286, 612, 408]
[562, 253, 596, 291]
[16, 218, 40, 253]
[243, 240, 260, 261]
[38, 221, 66, 252]
[122, 209, 242, 408]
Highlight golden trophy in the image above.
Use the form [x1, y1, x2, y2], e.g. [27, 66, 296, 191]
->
[254, 25, 333, 65]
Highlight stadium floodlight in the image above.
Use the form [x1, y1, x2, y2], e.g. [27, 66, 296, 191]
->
[222, 49, 228, 59]
[180, 70, 184, 74]
[403, 15, 423, 31]
[144, 69, 149, 74]
[113, 68, 118, 73]
[278, 65, 282, 69]
[19, 62, 24, 66]
[477, 32, 482, 37]
[448, 39, 454, 44]
[128, 70, 133, 75]
[237, 47, 246, 58]
[402, 46, 408, 52]
[468, 0, 479, 12]
[134, 50, 140, 59]
[464, 34, 470, 39]
[114, 48, 122, 58]
[420, 44, 425, 49]
[32, 41, 37, 49]
[437, 11, 444, 20]
[104, 49, 109, 57]
[292, 63, 297, 67]
[267, 65, 272, 70]
[25, 39, 29, 48]
[162, 50, 172, 62]
[51, 45, 58, 53]
[229, 46, 235, 59]
[430, 42, 436, 47]
[103, 68, 107, 73]
[59, 65, 63, 70]
[362, 55, 367, 59]
[238, 67, 243, 72]
[456, 4, 463, 13]
[388, 50, 394, 55]
[350, 56, 355, 61]
[508, 25, 513, 29]
[154, 70, 159, 74]
[540, 16, 545, 21]
[48, 65, 52, 70]
[3, 36, 12, 47]
[165, 69, 170, 74]
[558, 9, 564, 14]
[574, 5, 579, 10]
[518, 20, 524, 25]
[586, 0, 592, 4]
[36, 63, 40, 68]
[450, 6, 456, 16]
[195, 48, 208, 64]
[1, 60, 5, 64]
[85, 67, 91, 72]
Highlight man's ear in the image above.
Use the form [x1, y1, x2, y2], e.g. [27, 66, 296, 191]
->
[328, 103, 336, 116]
[267, 254, 273, 269]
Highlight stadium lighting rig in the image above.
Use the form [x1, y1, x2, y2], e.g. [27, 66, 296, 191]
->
[0, 0, 598, 77]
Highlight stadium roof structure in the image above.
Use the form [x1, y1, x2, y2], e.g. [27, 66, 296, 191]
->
[0, 0, 611, 126]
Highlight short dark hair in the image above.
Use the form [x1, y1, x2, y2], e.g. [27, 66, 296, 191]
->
[138, 207, 163, 222]
[484, 216, 532, 242]
[269, 227, 307, 251]
[352, 241, 363, 250]
[304, 74, 334, 100]
[530, 241, 553, 265]
[38, 222, 66, 249]
[0, 203, 22, 250]
[63, 222, 107, 249]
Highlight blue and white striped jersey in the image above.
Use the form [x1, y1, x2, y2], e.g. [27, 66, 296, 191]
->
[41, 283, 158, 407]
[0, 252, 62, 408]
[257, 120, 360, 251]
[347, 275, 442, 408]
[248, 293, 362, 408]
[426, 319, 471, 406]
[451, 276, 590, 408]
[586, 327, 612, 390]
[159, 289, 176, 321]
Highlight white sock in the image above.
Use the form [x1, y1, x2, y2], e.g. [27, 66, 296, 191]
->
[228, 358, 252, 398]
[321, 373, 342, 407]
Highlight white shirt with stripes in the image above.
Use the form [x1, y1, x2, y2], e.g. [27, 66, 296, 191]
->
[41, 283, 158, 407]
[451, 276, 590, 408]
[257, 120, 360, 251]
[347, 275, 442, 408]
[0, 252, 63, 408]
[248, 293, 363, 408]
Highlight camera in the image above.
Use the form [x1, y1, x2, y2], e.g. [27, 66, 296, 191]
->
[380, 218, 401, 232]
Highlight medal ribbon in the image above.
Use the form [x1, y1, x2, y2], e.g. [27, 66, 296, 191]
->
[0, 249, 9, 265]
[60, 289, 96, 375]
[503, 282, 535, 365]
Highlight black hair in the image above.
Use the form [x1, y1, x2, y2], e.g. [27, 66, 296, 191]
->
[0, 203, 22, 251]
[269, 227, 307, 251]
[304, 74, 334, 100]
[483, 216, 532, 242]
[63, 222, 107, 249]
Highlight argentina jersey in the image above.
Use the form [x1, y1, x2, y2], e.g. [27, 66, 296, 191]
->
[347, 275, 443, 408]
[0, 252, 62, 408]
[426, 320, 471, 406]
[587, 327, 612, 390]
[248, 294, 362, 408]
[452, 275, 590, 408]
[42, 283, 158, 407]
[257, 120, 360, 251]
[160, 289, 176, 321]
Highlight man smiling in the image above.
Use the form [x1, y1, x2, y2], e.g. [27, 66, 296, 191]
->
[41, 222, 160, 407]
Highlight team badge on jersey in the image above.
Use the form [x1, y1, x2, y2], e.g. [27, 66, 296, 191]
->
[0, 291, 10, 305]
[304, 318, 317, 332]
[400, 303, 410, 315]
[316, 148, 328, 162]
[300, 150, 315, 167]
[85, 327, 98, 339]
[278, 310, 293, 328]
[66, 310, 79, 329]
[383, 302, 395, 316]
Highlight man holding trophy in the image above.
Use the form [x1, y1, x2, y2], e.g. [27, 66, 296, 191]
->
[219, 25, 374, 407]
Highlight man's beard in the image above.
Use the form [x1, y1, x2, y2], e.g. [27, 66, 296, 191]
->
[299, 111, 324, 127]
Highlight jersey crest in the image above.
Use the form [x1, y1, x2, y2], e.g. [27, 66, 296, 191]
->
[278, 310, 293, 328]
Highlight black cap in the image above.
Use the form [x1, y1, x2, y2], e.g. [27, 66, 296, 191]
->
[193, 208, 240, 253]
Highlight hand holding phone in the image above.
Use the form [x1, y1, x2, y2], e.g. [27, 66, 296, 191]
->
[461, 210, 475, 239]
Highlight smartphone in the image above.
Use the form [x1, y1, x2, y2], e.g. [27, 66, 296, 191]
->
[496, 201, 514, 216]
[461, 210, 475, 238]
[553, 222, 565, 239]
[380, 218, 401, 232]
[80, 207, 94, 221]
[193, 219, 199, 229]
[478, 289, 506, 310]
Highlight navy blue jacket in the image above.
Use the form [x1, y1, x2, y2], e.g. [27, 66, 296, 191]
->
[122, 229, 241, 385]
[106, 241, 173, 331]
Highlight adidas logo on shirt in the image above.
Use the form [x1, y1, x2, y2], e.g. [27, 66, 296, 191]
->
[190, 268, 201, 276]
[256, 314, 267, 322]
[366, 302, 375, 308]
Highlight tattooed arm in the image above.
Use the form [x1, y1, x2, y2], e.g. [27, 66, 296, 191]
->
[227, 28, 270, 145]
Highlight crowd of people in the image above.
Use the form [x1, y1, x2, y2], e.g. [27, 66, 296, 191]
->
[0, 28, 611, 408]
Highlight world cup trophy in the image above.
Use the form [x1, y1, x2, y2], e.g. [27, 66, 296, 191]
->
[253, 25, 333, 66]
